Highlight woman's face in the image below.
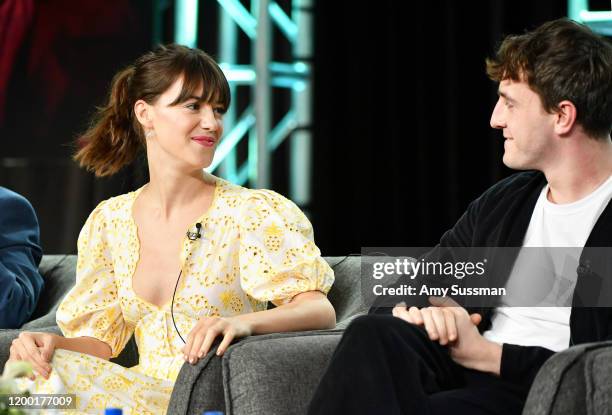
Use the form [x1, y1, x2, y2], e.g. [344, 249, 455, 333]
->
[145, 75, 225, 170]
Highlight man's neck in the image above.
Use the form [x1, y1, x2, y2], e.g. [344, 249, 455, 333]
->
[544, 135, 612, 204]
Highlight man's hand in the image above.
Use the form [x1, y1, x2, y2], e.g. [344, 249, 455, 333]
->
[392, 297, 502, 375]
[392, 297, 481, 345]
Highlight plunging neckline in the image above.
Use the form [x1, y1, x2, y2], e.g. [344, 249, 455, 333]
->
[127, 177, 220, 311]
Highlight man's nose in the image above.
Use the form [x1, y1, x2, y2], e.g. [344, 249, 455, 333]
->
[490, 99, 506, 129]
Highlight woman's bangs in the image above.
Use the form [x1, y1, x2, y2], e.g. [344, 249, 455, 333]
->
[170, 57, 230, 110]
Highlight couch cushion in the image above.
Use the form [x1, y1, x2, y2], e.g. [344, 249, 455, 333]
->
[24, 255, 77, 329]
[325, 256, 366, 325]
[223, 330, 342, 415]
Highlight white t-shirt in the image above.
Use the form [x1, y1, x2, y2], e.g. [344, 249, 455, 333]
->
[483, 175, 612, 352]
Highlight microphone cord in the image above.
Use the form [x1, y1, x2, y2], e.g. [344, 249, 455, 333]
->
[172, 222, 202, 344]
[171, 268, 186, 344]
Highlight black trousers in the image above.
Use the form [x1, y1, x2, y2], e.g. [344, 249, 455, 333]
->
[308, 315, 530, 415]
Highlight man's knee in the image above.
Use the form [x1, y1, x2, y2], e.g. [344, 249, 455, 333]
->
[345, 314, 390, 336]
[344, 314, 425, 341]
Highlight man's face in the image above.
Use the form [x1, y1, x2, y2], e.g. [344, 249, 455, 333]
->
[490, 79, 556, 170]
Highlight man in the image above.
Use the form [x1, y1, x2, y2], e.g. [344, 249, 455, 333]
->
[0, 187, 44, 328]
[308, 18, 612, 415]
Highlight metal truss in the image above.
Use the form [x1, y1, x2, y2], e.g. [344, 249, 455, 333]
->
[568, 0, 612, 35]
[166, 0, 313, 206]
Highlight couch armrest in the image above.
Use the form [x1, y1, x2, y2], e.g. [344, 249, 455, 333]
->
[168, 330, 343, 415]
[523, 340, 612, 415]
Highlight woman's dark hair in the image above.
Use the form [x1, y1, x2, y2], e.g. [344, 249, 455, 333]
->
[486, 18, 612, 139]
[74, 44, 230, 177]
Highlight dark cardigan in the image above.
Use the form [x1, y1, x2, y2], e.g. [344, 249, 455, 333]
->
[372, 170, 612, 386]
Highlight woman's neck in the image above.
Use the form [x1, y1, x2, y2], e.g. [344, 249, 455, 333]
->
[143, 162, 213, 221]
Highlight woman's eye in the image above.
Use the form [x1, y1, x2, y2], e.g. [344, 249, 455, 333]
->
[186, 103, 200, 111]
[214, 107, 226, 115]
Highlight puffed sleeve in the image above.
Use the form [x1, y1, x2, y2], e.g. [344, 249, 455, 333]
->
[56, 201, 134, 358]
[239, 189, 334, 306]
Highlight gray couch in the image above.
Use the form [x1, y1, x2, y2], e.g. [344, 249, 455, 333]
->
[1, 255, 611, 415]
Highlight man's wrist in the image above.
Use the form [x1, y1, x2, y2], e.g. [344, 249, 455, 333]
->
[478, 340, 502, 375]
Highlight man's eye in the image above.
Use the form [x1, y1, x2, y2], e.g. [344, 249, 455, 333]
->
[186, 103, 200, 110]
[214, 107, 226, 115]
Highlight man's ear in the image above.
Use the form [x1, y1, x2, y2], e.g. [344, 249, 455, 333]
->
[554, 100, 577, 135]
[134, 99, 154, 129]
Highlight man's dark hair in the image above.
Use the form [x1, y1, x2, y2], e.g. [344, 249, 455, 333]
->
[486, 18, 612, 139]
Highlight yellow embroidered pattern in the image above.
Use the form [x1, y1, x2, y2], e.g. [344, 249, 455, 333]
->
[20, 175, 334, 414]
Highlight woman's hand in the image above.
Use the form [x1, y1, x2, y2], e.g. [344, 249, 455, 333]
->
[8, 332, 59, 380]
[182, 316, 252, 364]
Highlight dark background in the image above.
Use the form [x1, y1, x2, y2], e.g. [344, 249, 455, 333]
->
[1, 0, 607, 255]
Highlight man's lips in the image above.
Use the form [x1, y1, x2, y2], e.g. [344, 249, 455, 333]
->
[191, 136, 216, 147]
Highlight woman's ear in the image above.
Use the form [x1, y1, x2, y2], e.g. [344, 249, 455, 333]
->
[134, 99, 154, 129]
[554, 100, 577, 135]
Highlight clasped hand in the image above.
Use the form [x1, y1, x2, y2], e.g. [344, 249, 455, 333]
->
[181, 315, 251, 364]
[392, 296, 500, 374]
[8, 332, 57, 380]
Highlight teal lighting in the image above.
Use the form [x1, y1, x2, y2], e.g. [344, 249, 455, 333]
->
[217, 0, 258, 39]
[236, 164, 250, 185]
[269, 110, 297, 151]
[219, 64, 257, 83]
[293, 61, 308, 73]
[269, 2, 297, 41]
[220, 63, 307, 89]
[207, 107, 256, 172]
[175, 0, 199, 47]
[568, 0, 588, 21]
[205, 0, 314, 192]
[580, 10, 612, 21]
[271, 77, 305, 89]
[568, 0, 612, 35]
[269, 61, 309, 75]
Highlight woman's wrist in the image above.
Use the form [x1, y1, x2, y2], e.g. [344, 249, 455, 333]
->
[227, 314, 255, 336]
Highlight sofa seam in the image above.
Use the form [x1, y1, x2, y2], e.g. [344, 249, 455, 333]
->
[222, 353, 234, 415]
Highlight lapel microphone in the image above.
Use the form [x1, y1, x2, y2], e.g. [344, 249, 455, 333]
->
[173, 222, 203, 343]
[186, 222, 202, 240]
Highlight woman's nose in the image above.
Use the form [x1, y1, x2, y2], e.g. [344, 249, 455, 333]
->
[200, 106, 218, 130]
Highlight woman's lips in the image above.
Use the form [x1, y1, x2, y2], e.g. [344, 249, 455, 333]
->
[191, 136, 216, 147]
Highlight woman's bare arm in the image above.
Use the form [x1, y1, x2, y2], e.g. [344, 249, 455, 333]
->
[55, 335, 113, 360]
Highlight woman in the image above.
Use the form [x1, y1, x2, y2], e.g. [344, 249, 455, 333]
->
[8, 44, 335, 413]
